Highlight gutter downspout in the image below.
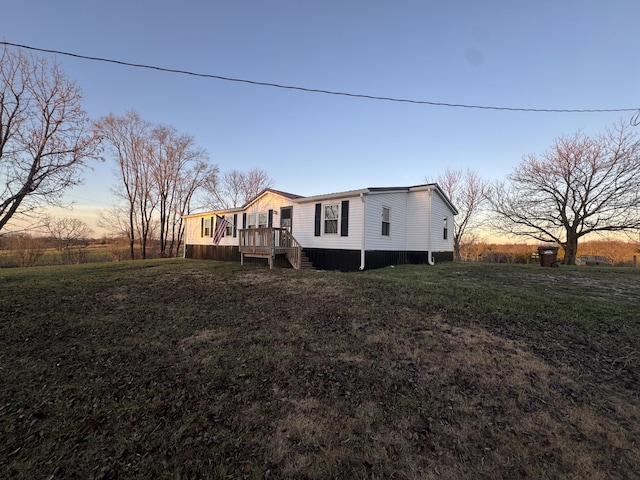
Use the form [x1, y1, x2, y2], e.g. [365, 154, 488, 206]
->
[359, 192, 366, 270]
[427, 188, 435, 265]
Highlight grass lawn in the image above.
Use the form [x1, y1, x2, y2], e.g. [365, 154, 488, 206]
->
[1, 260, 638, 479]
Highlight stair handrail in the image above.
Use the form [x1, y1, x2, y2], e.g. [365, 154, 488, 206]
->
[239, 227, 301, 269]
[279, 228, 301, 269]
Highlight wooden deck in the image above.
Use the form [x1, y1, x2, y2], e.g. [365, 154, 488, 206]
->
[238, 227, 302, 269]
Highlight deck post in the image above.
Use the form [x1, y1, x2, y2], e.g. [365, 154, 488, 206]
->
[271, 229, 276, 261]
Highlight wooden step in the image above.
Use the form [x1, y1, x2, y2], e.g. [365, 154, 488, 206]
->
[299, 252, 315, 270]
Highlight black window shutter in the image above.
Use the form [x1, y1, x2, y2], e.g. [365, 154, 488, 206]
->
[268, 209, 273, 228]
[233, 213, 238, 237]
[200, 217, 204, 237]
[210, 217, 214, 237]
[314, 203, 321, 236]
[242, 213, 247, 229]
[340, 200, 349, 237]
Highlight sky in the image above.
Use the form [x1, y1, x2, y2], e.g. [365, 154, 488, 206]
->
[2, 0, 640, 234]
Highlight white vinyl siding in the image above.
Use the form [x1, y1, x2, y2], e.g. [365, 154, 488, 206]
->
[244, 191, 294, 229]
[183, 186, 457, 256]
[406, 190, 430, 251]
[381, 206, 390, 236]
[184, 214, 206, 245]
[365, 193, 407, 250]
[294, 196, 362, 249]
[184, 191, 296, 247]
[430, 193, 455, 251]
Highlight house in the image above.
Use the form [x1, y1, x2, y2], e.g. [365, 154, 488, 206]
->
[182, 184, 458, 271]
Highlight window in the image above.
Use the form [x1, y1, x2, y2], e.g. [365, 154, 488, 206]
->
[225, 216, 234, 236]
[203, 217, 211, 237]
[247, 212, 268, 229]
[280, 207, 292, 231]
[382, 206, 390, 236]
[443, 216, 448, 240]
[324, 204, 339, 234]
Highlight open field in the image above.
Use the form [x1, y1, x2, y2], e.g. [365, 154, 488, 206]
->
[1, 260, 639, 479]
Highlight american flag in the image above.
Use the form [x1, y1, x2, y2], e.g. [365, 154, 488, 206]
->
[213, 215, 229, 245]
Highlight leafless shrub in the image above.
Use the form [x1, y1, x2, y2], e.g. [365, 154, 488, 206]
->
[4, 234, 46, 267]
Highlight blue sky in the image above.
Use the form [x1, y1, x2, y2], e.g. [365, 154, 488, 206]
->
[3, 0, 640, 231]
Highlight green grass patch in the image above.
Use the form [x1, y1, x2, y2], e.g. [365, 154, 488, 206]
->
[1, 260, 639, 479]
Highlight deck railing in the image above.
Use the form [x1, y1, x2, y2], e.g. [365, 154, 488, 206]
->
[238, 227, 301, 269]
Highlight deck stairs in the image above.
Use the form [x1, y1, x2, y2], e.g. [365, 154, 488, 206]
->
[238, 227, 314, 270]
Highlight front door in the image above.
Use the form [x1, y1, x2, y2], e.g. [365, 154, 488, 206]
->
[280, 206, 292, 232]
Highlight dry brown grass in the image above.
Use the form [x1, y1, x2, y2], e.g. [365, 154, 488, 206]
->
[1, 260, 638, 479]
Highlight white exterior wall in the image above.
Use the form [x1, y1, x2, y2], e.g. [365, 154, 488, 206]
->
[215, 213, 238, 247]
[429, 192, 455, 252]
[183, 212, 237, 247]
[293, 194, 363, 250]
[245, 193, 294, 219]
[183, 187, 456, 256]
[184, 214, 208, 246]
[364, 192, 408, 250]
[406, 190, 430, 251]
[183, 192, 296, 247]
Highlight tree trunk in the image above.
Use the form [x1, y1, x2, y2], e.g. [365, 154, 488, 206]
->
[563, 232, 579, 265]
[128, 209, 135, 261]
[453, 235, 461, 262]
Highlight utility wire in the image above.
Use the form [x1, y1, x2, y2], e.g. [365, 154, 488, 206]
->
[2, 40, 639, 117]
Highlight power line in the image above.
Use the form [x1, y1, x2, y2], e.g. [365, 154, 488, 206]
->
[2, 40, 639, 116]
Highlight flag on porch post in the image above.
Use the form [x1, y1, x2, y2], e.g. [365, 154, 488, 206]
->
[213, 215, 229, 245]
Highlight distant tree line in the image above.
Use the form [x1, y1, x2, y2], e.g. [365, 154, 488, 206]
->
[457, 238, 639, 266]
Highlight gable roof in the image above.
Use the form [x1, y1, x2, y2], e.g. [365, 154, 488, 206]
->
[184, 183, 457, 218]
[241, 188, 303, 209]
[295, 183, 458, 215]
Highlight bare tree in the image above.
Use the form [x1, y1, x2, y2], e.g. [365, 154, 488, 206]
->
[42, 214, 93, 264]
[96, 205, 132, 239]
[96, 111, 214, 259]
[94, 111, 153, 259]
[458, 231, 486, 262]
[204, 168, 273, 210]
[169, 162, 216, 257]
[43, 215, 93, 251]
[3, 234, 45, 267]
[487, 123, 640, 265]
[0, 45, 101, 232]
[429, 168, 488, 261]
[149, 125, 210, 257]
[242, 168, 274, 204]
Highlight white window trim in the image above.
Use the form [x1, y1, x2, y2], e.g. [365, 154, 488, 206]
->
[225, 216, 234, 236]
[382, 206, 390, 237]
[258, 212, 268, 228]
[324, 203, 339, 235]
